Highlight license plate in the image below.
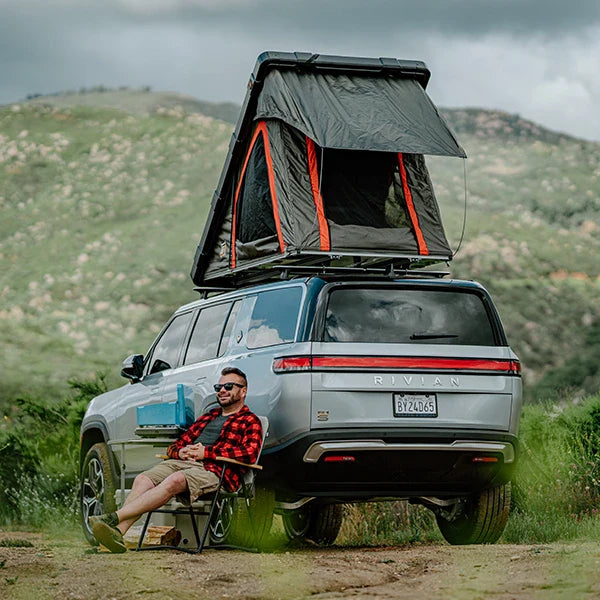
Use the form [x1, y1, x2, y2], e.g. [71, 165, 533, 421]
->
[393, 393, 438, 417]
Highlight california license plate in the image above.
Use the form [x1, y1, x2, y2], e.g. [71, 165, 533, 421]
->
[393, 393, 438, 417]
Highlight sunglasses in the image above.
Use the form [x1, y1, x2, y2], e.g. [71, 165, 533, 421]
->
[213, 382, 245, 392]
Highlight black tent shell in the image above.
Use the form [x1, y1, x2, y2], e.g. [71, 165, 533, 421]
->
[191, 52, 465, 288]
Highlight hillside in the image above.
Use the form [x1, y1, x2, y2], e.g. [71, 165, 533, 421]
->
[0, 92, 598, 404]
[26, 86, 240, 124]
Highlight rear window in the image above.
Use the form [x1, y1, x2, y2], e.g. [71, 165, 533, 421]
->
[323, 288, 497, 346]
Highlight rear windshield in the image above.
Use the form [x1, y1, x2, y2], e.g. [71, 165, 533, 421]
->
[323, 288, 497, 346]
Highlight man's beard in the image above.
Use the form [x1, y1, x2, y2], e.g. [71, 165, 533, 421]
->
[217, 394, 236, 407]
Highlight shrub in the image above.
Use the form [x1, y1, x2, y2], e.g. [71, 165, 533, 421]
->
[505, 393, 600, 542]
[0, 374, 106, 526]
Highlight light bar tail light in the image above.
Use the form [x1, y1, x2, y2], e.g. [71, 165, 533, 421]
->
[273, 355, 522, 375]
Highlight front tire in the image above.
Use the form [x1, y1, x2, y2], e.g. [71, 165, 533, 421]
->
[436, 483, 511, 545]
[79, 443, 117, 545]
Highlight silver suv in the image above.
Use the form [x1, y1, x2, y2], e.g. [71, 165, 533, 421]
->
[80, 275, 522, 546]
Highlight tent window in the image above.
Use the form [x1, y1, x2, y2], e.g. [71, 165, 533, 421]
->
[236, 134, 277, 244]
[317, 148, 410, 229]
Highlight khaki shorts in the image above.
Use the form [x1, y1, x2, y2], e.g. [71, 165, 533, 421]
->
[142, 459, 220, 503]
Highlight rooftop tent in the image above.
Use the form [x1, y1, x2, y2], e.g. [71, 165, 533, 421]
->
[191, 52, 466, 288]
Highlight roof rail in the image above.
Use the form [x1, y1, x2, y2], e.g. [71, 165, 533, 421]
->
[275, 265, 450, 280]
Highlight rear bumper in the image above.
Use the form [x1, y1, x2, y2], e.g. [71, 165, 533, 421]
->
[261, 428, 518, 500]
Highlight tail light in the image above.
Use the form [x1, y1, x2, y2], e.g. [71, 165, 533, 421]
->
[472, 456, 499, 463]
[274, 355, 522, 375]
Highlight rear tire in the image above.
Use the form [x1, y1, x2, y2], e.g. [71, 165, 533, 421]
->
[79, 443, 117, 545]
[209, 486, 274, 548]
[436, 483, 511, 545]
[283, 504, 343, 546]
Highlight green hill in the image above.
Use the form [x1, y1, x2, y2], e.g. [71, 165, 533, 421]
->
[0, 92, 598, 404]
[26, 86, 240, 123]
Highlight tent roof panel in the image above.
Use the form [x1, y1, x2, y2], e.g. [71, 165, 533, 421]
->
[256, 70, 466, 157]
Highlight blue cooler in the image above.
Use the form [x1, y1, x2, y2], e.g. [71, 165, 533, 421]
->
[136, 384, 195, 436]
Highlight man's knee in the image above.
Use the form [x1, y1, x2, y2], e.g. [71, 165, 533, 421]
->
[162, 471, 188, 495]
[133, 473, 155, 489]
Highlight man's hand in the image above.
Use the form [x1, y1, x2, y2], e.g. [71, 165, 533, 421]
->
[178, 443, 205, 462]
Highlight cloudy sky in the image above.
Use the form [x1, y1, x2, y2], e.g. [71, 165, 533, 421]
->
[2, 0, 600, 140]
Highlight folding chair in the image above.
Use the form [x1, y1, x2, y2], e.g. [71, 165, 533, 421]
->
[135, 416, 269, 554]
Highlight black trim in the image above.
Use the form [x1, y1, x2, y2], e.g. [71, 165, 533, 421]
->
[260, 427, 518, 500]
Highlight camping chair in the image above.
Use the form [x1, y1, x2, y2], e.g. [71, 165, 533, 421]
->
[135, 416, 268, 554]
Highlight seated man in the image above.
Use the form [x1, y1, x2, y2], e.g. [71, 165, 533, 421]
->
[90, 366, 263, 553]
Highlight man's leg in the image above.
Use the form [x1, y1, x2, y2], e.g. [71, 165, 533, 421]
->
[115, 473, 156, 535]
[115, 470, 189, 534]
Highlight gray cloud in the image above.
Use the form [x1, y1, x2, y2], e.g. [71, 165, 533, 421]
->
[1, 1, 599, 140]
[111, 0, 600, 38]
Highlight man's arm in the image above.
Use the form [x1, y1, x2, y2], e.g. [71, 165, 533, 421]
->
[203, 414, 263, 465]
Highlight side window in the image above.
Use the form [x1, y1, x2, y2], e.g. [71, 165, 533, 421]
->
[184, 303, 232, 365]
[218, 300, 242, 356]
[147, 312, 194, 375]
[247, 287, 303, 349]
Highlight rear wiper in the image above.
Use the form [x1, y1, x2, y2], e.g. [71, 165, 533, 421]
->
[409, 333, 459, 340]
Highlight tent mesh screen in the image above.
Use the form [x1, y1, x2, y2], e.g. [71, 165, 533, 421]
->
[318, 148, 410, 229]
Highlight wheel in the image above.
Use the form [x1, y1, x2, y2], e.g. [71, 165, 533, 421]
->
[436, 483, 511, 545]
[209, 486, 274, 548]
[79, 443, 117, 545]
[283, 504, 343, 546]
[282, 506, 311, 540]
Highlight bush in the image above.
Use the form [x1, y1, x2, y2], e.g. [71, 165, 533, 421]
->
[0, 374, 106, 526]
[505, 393, 600, 542]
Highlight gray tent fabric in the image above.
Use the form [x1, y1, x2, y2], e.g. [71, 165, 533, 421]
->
[205, 118, 452, 279]
[256, 70, 466, 158]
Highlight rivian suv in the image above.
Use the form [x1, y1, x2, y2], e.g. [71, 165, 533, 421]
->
[80, 276, 521, 546]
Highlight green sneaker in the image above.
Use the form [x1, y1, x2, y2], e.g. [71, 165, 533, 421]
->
[89, 513, 126, 553]
[88, 512, 118, 530]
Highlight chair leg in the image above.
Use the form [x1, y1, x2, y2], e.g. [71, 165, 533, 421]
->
[188, 504, 201, 549]
[240, 478, 258, 546]
[136, 511, 152, 550]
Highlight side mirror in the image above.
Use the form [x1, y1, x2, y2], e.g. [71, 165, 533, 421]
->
[121, 354, 144, 382]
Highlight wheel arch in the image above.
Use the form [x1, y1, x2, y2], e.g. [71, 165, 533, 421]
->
[80, 421, 119, 485]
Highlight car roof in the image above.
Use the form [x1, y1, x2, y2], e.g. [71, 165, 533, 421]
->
[174, 277, 486, 315]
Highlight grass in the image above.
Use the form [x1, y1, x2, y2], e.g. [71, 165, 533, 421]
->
[338, 501, 442, 546]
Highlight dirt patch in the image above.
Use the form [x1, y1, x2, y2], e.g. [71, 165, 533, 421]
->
[1, 531, 600, 599]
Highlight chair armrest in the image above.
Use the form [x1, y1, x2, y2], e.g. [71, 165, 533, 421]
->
[215, 456, 263, 470]
[155, 454, 262, 470]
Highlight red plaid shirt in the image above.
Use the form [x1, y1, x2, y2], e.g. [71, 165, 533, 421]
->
[166, 405, 263, 492]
